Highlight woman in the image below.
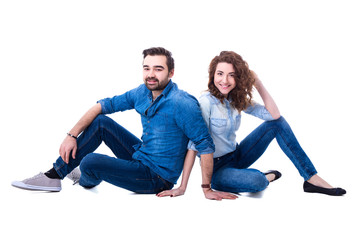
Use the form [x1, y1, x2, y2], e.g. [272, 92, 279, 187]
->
[158, 51, 346, 198]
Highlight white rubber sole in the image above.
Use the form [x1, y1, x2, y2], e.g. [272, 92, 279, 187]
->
[11, 181, 61, 192]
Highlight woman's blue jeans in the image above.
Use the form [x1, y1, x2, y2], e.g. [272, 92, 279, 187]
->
[211, 116, 318, 193]
[53, 115, 174, 194]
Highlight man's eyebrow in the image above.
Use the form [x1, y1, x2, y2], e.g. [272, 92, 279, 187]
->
[154, 65, 165, 69]
[143, 65, 165, 69]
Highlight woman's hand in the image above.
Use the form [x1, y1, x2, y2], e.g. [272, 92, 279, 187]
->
[203, 188, 238, 201]
[156, 187, 186, 197]
[157, 150, 196, 198]
[251, 70, 262, 89]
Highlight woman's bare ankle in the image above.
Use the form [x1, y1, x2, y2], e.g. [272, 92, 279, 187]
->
[307, 174, 333, 189]
[266, 173, 276, 182]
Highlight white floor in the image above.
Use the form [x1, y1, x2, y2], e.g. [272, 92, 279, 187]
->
[4, 150, 358, 240]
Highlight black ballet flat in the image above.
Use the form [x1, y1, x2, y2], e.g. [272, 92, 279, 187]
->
[264, 170, 282, 182]
[303, 181, 346, 196]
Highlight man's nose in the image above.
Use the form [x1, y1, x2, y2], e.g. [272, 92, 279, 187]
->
[148, 69, 155, 78]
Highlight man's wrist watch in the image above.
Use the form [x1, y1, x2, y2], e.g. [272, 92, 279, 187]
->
[201, 184, 211, 189]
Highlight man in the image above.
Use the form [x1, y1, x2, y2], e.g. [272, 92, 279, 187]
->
[12, 47, 236, 200]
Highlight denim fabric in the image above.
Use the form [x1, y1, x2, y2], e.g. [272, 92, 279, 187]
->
[211, 117, 318, 193]
[189, 92, 274, 158]
[54, 115, 174, 193]
[55, 80, 214, 184]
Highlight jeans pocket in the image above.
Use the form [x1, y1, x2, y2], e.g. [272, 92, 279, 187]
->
[157, 175, 174, 191]
[134, 169, 173, 194]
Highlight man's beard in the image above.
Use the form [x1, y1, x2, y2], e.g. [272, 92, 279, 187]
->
[145, 77, 168, 91]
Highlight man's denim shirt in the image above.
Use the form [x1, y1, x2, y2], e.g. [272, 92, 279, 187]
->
[98, 80, 214, 183]
[189, 92, 274, 158]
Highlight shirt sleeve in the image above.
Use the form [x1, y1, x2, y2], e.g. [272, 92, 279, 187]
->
[244, 101, 274, 121]
[97, 87, 139, 114]
[187, 95, 211, 152]
[175, 94, 214, 155]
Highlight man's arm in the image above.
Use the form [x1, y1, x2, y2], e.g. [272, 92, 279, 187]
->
[200, 153, 238, 200]
[59, 103, 102, 164]
[175, 95, 237, 200]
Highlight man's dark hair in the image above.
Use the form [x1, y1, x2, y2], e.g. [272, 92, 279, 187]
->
[142, 47, 174, 72]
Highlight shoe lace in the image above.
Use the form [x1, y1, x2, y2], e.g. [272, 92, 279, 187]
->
[67, 168, 81, 185]
[26, 172, 44, 181]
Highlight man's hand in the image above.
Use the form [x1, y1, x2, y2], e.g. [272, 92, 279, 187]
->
[59, 135, 77, 164]
[203, 188, 238, 201]
[57, 103, 102, 165]
[156, 187, 185, 198]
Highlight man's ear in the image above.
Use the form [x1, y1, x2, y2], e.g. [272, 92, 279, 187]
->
[168, 69, 174, 79]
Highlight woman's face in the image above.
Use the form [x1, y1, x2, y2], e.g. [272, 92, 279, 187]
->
[214, 62, 236, 98]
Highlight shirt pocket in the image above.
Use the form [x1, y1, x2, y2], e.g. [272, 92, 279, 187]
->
[151, 112, 168, 132]
[210, 118, 227, 135]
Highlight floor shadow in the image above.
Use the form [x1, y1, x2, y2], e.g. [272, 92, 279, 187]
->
[240, 189, 266, 199]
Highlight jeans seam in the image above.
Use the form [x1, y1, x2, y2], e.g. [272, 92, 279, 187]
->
[276, 129, 310, 179]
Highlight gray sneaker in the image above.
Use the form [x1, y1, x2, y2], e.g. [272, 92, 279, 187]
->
[11, 172, 61, 192]
[67, 167, 81, 185]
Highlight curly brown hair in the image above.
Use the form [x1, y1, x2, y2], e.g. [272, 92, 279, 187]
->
[208, 51, 255, 112]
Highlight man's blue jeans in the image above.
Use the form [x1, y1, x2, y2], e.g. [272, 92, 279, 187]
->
[211, 116, 318, 193]
[53, 115, 174, 194]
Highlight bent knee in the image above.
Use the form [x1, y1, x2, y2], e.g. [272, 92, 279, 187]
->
[270, 115, 284, 123]
[80, 153, 101, 172]
[212, 169, 269, 193]
[92, 114, 111, 126]
[249, 174, 269, 192]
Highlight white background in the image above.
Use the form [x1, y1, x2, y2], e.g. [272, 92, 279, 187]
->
[1, 0, 359, 239]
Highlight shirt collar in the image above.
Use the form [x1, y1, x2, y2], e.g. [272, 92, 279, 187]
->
[160, 79, 174, 97]
[209, 92, 231, 105]
[146, 79, 174, 100]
